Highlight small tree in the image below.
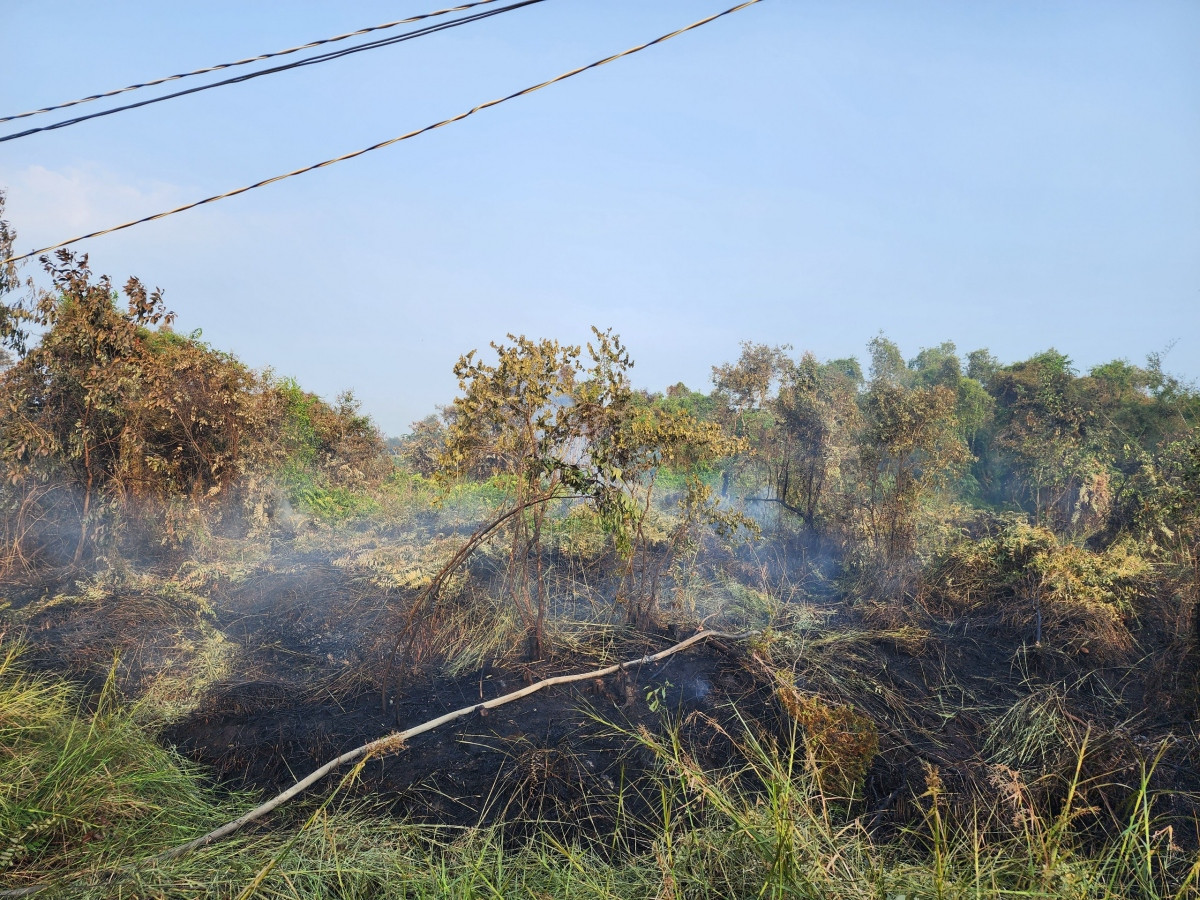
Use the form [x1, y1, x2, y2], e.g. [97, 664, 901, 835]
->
[852, 380, 968, 576]
[440, 333, 585, 657]
[0, 253, 177, 563]
[0, 190, 23, 354]
[988, 351, 1103, 531]
[0, 252, 286, 569]
[712, 343, 860, 534]
[711, 341, 791, 496]
[384, 328, 747, 682]
[581, 340, 749, 627]
[392, 414, 447, 477]
[767, 352, 861, 531]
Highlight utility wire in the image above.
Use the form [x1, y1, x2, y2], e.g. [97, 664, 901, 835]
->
[1, 0, 766, 267]
[0, 0, 508, 125]
[0, 0, 547, 144]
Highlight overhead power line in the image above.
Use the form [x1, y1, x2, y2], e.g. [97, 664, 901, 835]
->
[0, 0, 547, 144]
[1, 0, 766, 267]
[0, 0, 509, 126]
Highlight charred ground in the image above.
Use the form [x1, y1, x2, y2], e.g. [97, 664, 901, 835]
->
[9, 526, 1199, 858]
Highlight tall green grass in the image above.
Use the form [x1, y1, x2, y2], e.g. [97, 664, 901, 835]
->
[0, 642, 254, 895]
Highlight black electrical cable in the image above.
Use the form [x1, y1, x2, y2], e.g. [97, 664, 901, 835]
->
[1, 0, 767, 267]
[0, 0, 509, 125]
[0, 0, 547, 144]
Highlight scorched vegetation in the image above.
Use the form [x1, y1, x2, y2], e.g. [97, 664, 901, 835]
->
[1, 196, 1198, 898]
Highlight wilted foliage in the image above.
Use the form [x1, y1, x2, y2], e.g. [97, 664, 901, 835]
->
[851, 380, 969, 570]
[0, 253, 386, 570]
[270, 379, 386, 521]
[925, 517, 1154, 662]
[389, 413, 447, 477]
[430, 327, 749, 652]
[774, 674, 878, 796]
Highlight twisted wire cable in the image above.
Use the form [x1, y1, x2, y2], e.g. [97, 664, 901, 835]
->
[0, 0, 547, 144]
[2, 0, 767, 267]
[0, 0, 510, 125]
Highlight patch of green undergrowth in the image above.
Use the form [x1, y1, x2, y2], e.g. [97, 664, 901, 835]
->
[0, 642, 251, 893]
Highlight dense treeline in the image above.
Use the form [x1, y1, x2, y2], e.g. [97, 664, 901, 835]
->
[2, 209, 1197, 674]
[692, 336, 1200, 673]
[3, 174, 1197, 655]
[698, 335, 1199, 572]
[2, 191, 1198, 701]
[396, 331, 1198, 624]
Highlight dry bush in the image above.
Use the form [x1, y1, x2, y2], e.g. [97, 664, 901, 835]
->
[774, 675, 878, 798]
[980, 686, 1148, 834]
[0, 256, 293, 569]
[545, 502, 611, 563]
[924, 518, 1150, 663]
[6, 567, 236, 715]
[0, 256, 392, 572]
[853, 598, 927, 636]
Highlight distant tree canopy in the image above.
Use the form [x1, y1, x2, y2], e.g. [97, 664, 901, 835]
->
[701, 334, 1198, 590]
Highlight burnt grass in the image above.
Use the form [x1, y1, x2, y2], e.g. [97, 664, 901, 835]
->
[8, 536, 1200, 852]
[156, 552, 784, 842]
[165, 641, 766, 840]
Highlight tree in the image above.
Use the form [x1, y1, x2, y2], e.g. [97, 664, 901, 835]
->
[580, 343, 748, 627]
[660, 382, 720, 422]
[765, 352, 860, 530]
[0, 253, 177, 563]
[392, 414, 447, 477]
[0, 252, 287, 569]
[867, 332, 906, 387]
[1087, 355, 1198, 450]
[907, 341, 994, 461]
[439, 332, 587, 658]
[852, 376, 969, 572]
[0, 190, 23, 354]
[987, 350, 1105, 532]
[908, 341, 961, 390]
[711, 342, 791, 497]
[385, 328, 746, 680]
[711, 342, 791, 432]
[966, 348, 1000, 386]
[712, 343, 863, 534]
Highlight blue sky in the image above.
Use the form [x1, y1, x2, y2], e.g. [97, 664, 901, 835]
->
[2, 0, 1198, 434]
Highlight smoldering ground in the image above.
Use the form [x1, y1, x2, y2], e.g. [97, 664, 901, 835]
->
[6, 486, 1199, 857]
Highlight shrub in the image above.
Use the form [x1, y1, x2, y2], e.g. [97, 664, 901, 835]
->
[774, 675, 878, 797]
[926, 517, 1153, 662]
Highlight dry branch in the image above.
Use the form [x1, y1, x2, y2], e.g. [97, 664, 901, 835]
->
[380, 489, 586, 710]
[0, 628, 754, 898]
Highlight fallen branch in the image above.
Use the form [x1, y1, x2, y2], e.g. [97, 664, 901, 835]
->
[0, 627, 755, 898]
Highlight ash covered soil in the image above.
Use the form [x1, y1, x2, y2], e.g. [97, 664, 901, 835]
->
[10, 540, 1200, 848]
[153, 554, 784, 835]
[165, 639, 766, 832]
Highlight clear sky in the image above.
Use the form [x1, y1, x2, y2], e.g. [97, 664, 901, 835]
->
[2, 1, 1198, 435]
